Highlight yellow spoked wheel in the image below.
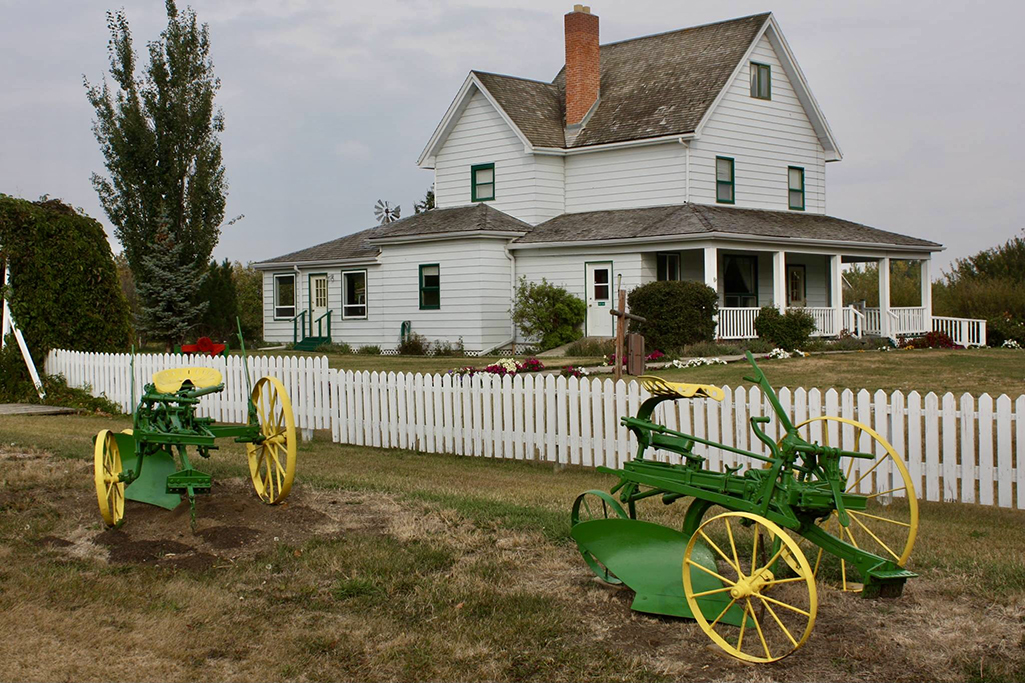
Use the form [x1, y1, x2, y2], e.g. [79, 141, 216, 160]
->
[684, 511, 817, 664]
[247, 376, 297, 504]
[94, 429, 124, 527]
[791, 417, 918, 590]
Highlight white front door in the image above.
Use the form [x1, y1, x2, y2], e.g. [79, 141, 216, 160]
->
[585, 262, 613, 337]
[310, 274, 329, 335]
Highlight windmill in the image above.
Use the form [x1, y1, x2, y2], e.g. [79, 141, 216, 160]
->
[374, 199, 401, 224]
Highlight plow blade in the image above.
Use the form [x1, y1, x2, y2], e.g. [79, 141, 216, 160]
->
[572, 518, 747, 627]
[114, 432, 182, 511]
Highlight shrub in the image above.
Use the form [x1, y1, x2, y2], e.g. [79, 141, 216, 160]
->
[511, 277, 586, 351]
[683, 341, 743, 357]
[898, 331, 957, 350]
[398, 333, 429, 356]
[627, 281, 718, 353]
[752, 306, 816, 350]
[430, 338, 464, 357]
[565, 337, 615, 358]
[987, 314, 1025, 348]
[0, 196, 132, 363]
[358, 345, 381, 355]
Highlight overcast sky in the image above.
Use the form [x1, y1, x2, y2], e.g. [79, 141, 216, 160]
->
[2, 0, 1022, 273]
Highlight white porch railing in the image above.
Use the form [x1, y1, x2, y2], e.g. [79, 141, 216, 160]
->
[843, 307, 865, 337]
[933, 316, 987, 347]
[863, 307, 929, 337]
[798, 307, 838, 337]
[717, 307, 761, 340]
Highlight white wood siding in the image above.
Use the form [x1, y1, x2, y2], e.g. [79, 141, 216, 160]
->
[690, 34, 827, 213]
[434, 89, 561, 225]
[564, 143, 687, 213]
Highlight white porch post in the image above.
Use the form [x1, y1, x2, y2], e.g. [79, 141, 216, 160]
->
[921, 258, 932, 333]
[1, 261, 10, 349]
[830, 254, 843, 336]
[703, 246, 718, 292]
[878, 256, 891, 339]
[773, 251, 786, 312]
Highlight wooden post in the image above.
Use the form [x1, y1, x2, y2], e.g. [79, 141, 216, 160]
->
[614, 276, 625, 383]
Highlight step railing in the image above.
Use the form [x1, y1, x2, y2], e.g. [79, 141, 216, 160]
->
[933, 316, 987, 347]
[291, 310, 307, 344]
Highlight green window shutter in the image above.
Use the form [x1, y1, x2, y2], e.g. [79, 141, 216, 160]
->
[750, 62, 771, 100]
[716, 157, 735, 204]
[471, 163, 495, 202]
[788, 166, 805, 211]
[419, 264, 440, 310]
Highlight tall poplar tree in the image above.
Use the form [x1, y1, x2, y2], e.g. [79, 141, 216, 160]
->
[85, 0, 226, 345]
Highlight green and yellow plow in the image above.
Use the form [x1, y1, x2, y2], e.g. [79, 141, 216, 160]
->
[572, 352, 919, 663]
[93, 329, 298, 527]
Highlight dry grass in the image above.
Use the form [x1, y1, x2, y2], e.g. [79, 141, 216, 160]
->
[1, 414, 1024, 682]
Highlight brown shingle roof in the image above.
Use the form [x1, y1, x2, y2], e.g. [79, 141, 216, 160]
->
[477, 13, 770, 149]
[514, 203, 942, 250]
[256, 204, 530, 265]
[472, 72, 565, 148]
[369, 203, 530, 239]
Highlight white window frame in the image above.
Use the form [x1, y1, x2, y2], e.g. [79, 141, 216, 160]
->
[273, 273, 296, 320]
[341, 269, 368, 320]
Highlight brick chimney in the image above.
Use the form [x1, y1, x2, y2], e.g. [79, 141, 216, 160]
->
[564, 5, 599, 128]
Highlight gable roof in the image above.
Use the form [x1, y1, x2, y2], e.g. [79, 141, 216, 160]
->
[513, 203, 942, 251]
[420, 12, 841, 163]
[550, 12, 769, 148]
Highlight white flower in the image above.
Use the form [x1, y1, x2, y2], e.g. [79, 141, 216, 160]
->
[671, 357, 727, 368]
[766, 348, 792, 360]
[1002, 339, 1022, 349]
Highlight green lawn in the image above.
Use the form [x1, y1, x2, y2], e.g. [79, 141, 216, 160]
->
[653, 348, 1025, 397]
[1, 413, 1024, 681]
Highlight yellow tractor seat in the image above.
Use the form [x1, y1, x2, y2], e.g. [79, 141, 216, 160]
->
[152, 367, 224, 394]
[638, 376, 725, 402]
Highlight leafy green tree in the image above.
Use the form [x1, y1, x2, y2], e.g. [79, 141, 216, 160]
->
[511, 277, 586, 351]
[232, 262, 263, 343]
[196, 258, 237, 340]
[843, 261, 921, 307]
[627, 281, 718, 352]
[85, 0, 227, 338]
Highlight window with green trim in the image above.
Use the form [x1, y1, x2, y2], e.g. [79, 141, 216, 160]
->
[750, 62, 771, 100]
[716, 157, 735, 204]
[471, 163, 495, 202]
[788, 166, 805, 210]
[419, 264, 440, 310]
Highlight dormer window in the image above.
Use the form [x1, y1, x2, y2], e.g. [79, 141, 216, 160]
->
[471, 163, 495, 202]
[716, 157, 735, 204]
[750, 62, 771, 100]
[788, 166, 805, 210]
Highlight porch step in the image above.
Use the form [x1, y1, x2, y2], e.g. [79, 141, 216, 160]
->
[294, 336, 330, 351]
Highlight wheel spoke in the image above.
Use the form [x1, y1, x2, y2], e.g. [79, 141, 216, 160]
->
[755, 594, 799, 647]
[763, 576, 809, 589]
[685, 558, 737, 586]
[849, 509, 910, 527]
[849, 512, 902, 562]
[689, 586, 734, 599]
[865, 486, 904, 499]
[736, 601, 748, 653]
[725, 519, 742, 574]
[698, 530, 741, 574]
[757, 593, 811, 617]
[748, 598, 772, 660]
[848, 455, 886, 492]
[754, 545, 786, 578]
[708, 597, 737, 630]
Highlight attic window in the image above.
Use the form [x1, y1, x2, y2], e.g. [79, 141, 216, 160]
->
[716, 157, 735, 204]
[471, 163, 495, 202]
[750, 62, 771, 100]
[788, 167, 805, 211]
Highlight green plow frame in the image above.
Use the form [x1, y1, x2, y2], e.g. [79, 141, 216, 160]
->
[571, 351, 919, 662]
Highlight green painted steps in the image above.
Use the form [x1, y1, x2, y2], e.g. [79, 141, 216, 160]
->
[294, 336, 330, 351]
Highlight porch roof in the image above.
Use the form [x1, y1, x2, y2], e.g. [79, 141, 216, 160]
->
[512, 203, 943, 251]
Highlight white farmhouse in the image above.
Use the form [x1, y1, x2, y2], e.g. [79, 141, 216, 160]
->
[255, 7, 982, 352]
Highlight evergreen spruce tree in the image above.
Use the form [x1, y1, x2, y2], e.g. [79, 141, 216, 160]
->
[136, 226, 208, 350]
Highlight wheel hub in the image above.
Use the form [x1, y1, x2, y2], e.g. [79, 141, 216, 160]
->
[730, 568, 774, 599]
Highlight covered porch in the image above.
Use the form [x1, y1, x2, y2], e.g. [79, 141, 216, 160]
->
[646, 246, 986, 347]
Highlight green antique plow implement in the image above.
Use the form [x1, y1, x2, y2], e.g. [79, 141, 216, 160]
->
[572, 352, 918, 662]
[93, 327, 297, 527]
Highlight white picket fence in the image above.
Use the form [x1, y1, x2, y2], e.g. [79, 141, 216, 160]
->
[46, 349, 1025, 509]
